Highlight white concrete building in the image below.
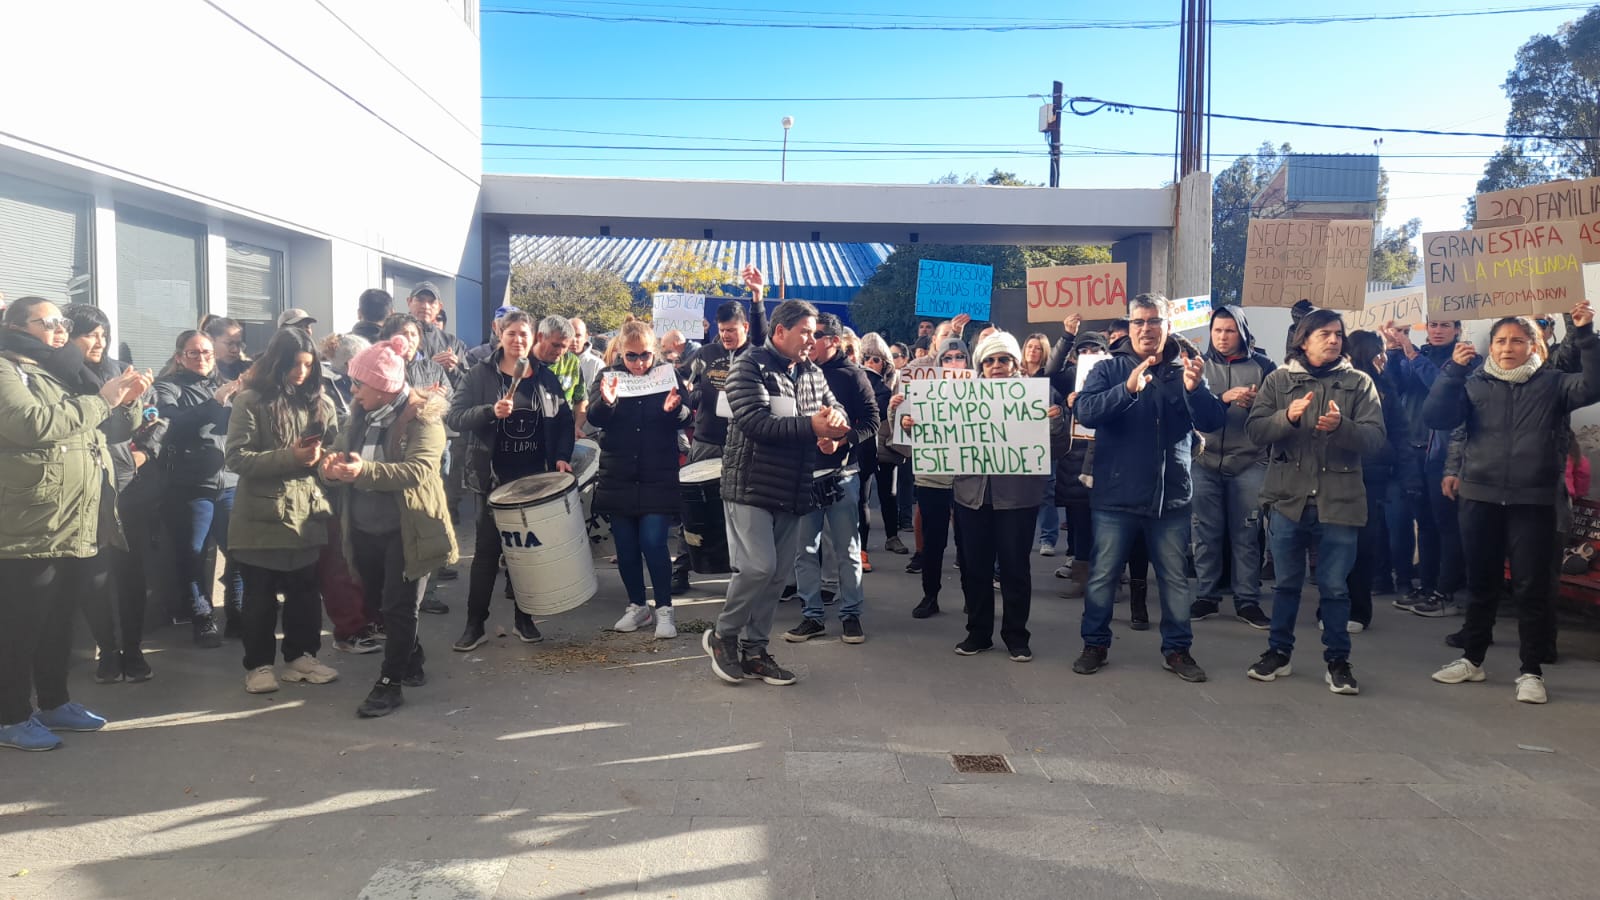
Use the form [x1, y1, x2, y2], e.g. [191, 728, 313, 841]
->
[0, 0, 484, 367]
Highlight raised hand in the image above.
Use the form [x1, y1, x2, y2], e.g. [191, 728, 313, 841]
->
[1287, 390, 1316, 424]
[1572, 301, 1594, 328]
[599, 375, 619, 405]
[741, 264, 765, 296]
[1180, 352, 1205, 392]
[1315, 399, 1342, 433]
[663, 386, 681, 412]
[950, 313, 972, 333]
[1062, 313, 1082, 336]
[1125, 356, 1159, 394]
[1452, 342, 1478, 367]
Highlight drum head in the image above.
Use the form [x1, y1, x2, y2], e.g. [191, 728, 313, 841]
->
[489, 472, 575, 508]
[681, 458, 724, 484]
[571, 439, 600, 484]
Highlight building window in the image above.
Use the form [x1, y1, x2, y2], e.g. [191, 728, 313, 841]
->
[116, 208, 204, 370]
[225, 240, 284, 327]
[0, 172, 93, 308]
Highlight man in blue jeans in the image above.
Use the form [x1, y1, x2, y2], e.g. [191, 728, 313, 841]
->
[1071, 294, 1226, 682]
[1245, 308, 1387, 695]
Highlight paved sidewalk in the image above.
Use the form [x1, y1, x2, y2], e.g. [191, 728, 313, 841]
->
[4, 533, 1600, 899]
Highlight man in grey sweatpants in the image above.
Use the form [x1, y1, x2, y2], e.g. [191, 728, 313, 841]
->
[705, 300, 851, 686]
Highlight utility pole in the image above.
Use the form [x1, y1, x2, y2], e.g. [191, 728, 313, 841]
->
[1044, 80, 1063, 187]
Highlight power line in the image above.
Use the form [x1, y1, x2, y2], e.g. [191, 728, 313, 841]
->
[483, 93, 1037, 102]
[481, 3, 1593, 31]
[1068, 95, 1600, 141]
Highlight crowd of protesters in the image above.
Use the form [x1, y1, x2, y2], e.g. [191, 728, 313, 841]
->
[2, 271, 1595, 751]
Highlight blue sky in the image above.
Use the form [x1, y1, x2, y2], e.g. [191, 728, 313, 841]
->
[480, 1, 1592, 240]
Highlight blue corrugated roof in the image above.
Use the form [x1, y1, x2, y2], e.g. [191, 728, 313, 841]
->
[1284, 154, 1380, 204]
[508, 236, 894, 293]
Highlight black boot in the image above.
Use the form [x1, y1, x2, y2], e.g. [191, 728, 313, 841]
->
[1129, 579, 1150, 631]
[357, 678, 404, 718]
[912, 597, 940, 619]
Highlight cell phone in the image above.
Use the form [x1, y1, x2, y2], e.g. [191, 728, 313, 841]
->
[298, 421, 325, 448]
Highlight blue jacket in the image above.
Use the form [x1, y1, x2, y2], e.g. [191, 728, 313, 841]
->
[1388, 341, 1479, 469]
[1075, 338, 1227, 516]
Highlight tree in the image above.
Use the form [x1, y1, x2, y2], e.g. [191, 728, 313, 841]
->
[1369, 217, 1422, 285]
[1465, 144, 1555, 223]
[639, 239, 735, 296]
[1502, 8, 1600, 181]
[1211, 141, 1290, 304]
[849, 242, 1110, 342]
[509, 258, 635, 332]
[928, 169, 1036, 186]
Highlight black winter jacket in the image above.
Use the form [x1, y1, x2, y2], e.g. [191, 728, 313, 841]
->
[153, 368, 236, 492]
[417, 321, 470, 389]
[720, 343, 839, 513]
[91, 356, 164, 494]
[815, 354, 879, 472]
[586, 362, 691, 517]
[1423, 324, 1600, 506]
[679, 302, 768, 447]
[445, 350, 575, 496]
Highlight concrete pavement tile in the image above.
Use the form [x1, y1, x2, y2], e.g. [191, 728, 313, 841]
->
[1185, 701, 1312, 728]
[953, 817, 1167, 863]
[895, 751, 1051, 784]
[1000, 726, 1118, 757]
[929, 782, 1093, 818]
[810, 856, 955, 900]
[784, 817, 968, 859]
[946, 858, 1158, 900]
[1104, 703, 1210, 727]
[357, 858, 511, 900]
[1135, 858, 1304, 900]
[1079, 783, 1237, 822]
[1247, 751, 1445, 785]
[504, 815, 697, 856]
[637, 857, 814, 900]
[495, 855, 640, 899]
[799, 783, 938, 818]
[783, 751, 904, 782]
[1409, 855, 1597, 900]
[885, 723, 1015, 754]
[1220, 783, 1451, 819]
[674, 780, 804, 817]
[1328, 818, 1506, 862]
[515, 777, 679, 817]
[1457, 817, 1600, 858]
[680, 817, 791, 860]
[1487, 751, 1600, 785]
[1420, 754, 1538, 785]
[1142, 817, 1351, 861]
[0, 816, 148, 860]
[1408, 783, 1600, 819]
[0, 859, 72, 898]
[1277, 857, 1472, 900]
[1035, 754, 1193, 786]
[220, 858, 425, 897]
[25, 859, 231, 900]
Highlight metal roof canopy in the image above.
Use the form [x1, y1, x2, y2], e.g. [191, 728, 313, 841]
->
[482, 174, 1176, 246]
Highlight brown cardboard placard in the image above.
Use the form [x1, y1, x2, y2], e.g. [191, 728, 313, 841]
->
[1422, 222, 1586, 320]
[1242, 218, 1373, 310]
[1024, 262, 1128, 322]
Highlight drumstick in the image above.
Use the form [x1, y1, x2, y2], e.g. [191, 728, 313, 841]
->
[504, 356, 530, 401]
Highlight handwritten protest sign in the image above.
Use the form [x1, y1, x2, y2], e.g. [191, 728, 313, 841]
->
[1071, 352, 1112, 440]
[915, 260, 993, 320]
[1243, 218, 1373, 310]
[1423, 222, 1586, 320]
[899, 363, 976, 382]
[611, 365, 677, 399]
[1345, 286, 1427, 333]
[1025, 262, 1128, 323]
[902, 377, 1051, 475]
[651, 292, 706, 339]
[1169, 294, 1213, 333]
[1474, 177, 1600, 262]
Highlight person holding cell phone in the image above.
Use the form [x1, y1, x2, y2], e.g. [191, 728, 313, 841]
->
[224, 328, 341, 696]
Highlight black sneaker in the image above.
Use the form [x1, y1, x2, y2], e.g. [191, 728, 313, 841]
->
[841, 616, 865, 644]
[705, 630, 744, 685]
[357, 678, 405, 718]
[1393, 587, 1427, 611]
[780, 583, 798, 602]
[1189, 599, 1220, 621]
[1411, 591, 1461, 618]
[1130, 613, 1150, 631]
[884, 535, 909, 555]
[193, 616, 222, 649]
[1444, 629, 1467, 649]
[741, 651, 797, 685]
[905, 554, 923, 574]
[1008, 646, 1033, 663]
[420, 594, 450, 615]
[784, 618, 826, 642]
[121, 649, 153, 683]
[436, 566, 459, 581]
[513, 611, 543, 643]
[1247, 649, 1293, 682]
[671, 570, 691, 594]
[1072, 646, 1109, 675]
[1236, 605, 1270, 630]
[1163, 651, 1208, 682]
[453, 621, 488, 652]
[1325, 659, 1360, 695]
[94, 651, 123, 684]
[402, 650, 428, 688]
[953, 637, 993, 656]
[912, 597, 940, 619]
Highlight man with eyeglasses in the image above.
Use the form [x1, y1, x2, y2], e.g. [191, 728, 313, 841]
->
[1071, 293, 1225, 682]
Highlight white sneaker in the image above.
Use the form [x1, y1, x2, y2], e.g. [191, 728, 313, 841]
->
[1347, 621, 1366, 634]
[1039, 544, 1056, 557]
[244, 665, 279, 694]
[281, 655, 339, 684]
[1431, 658, 1486, 684]
[613, 604, 655, 633]
[1515, 673, 1548, 704]
[654, 606, 677, 640]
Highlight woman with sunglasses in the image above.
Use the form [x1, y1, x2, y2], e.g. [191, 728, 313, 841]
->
[857, 333, 906, 555]
[154, 329, 245, 647]
[950, 333, 1064, 661]
[0, 297, 150, 750]
[589, 320, 689, 638]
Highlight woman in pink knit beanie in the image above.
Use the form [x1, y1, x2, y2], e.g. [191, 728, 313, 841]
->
[347, 336, 409, 394]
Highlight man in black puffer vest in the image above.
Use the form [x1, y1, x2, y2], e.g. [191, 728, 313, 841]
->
[706, 301, 851, 688]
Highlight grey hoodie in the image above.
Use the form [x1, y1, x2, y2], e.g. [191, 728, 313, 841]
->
[1196, 305, 1277, 475]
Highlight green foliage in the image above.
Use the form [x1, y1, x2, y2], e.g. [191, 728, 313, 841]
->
[1465, 144, 1557, 223]
[1211, 142, 1290, 304]
[1369, 217, 1422, 285]
[639, 239, 735, 297]
[1502, 8, 1600, 181]
[928, 169, 1037, 186]
[850, 242, 1109, 343]
[509, 258, 636, 332]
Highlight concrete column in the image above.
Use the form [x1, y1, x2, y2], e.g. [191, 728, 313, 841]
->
[1169, 171, 1212, 299]
[1112, 232, 1170, 301]
[482, 217, 511, 330]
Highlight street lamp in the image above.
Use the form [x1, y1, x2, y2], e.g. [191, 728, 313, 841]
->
[780, 115, 793, 300]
